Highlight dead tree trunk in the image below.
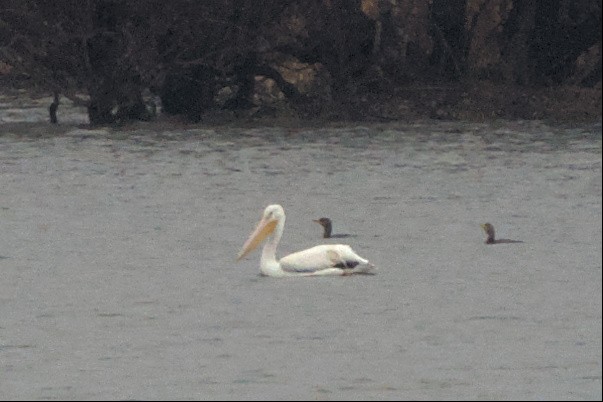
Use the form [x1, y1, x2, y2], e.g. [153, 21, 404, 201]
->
[49, 92, 60, 124]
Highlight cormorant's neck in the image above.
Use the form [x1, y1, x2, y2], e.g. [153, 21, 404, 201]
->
[323, 222, 332, 238]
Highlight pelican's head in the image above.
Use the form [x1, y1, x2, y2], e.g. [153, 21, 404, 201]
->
[480, 223, 496, 244]
[313, 217, 332, 238]
[237, 204, 285, 261]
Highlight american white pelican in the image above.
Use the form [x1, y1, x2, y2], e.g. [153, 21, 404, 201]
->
[237, 204, 376, 277]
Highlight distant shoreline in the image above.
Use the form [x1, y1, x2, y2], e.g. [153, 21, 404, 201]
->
[1, 76, 601, 127]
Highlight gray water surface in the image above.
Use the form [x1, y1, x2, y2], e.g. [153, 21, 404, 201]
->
[0, 121, 601, 400]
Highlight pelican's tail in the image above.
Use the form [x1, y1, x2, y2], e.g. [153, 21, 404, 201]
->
[350, 263, 377, 275]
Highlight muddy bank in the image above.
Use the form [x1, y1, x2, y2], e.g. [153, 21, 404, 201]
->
[1, 79, 601, 128]
[335, 81, 602, 123]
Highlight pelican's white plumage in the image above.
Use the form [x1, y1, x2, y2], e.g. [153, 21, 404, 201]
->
[237, 204, 376, 277]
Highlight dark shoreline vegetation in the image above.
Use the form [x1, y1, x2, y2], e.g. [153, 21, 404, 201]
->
[1, 1, 601, 127]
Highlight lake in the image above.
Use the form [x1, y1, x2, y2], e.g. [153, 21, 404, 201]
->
[0, 109, 601, 399]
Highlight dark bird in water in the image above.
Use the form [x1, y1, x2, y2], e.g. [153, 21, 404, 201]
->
[480, 223, 523, 244]
[313, 217, 355, 239]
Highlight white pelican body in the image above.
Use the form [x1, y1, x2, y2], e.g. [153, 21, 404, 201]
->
[237, 204, 376, 277]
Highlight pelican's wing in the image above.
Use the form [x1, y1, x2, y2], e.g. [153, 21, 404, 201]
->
[279, 244, 375, 275]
